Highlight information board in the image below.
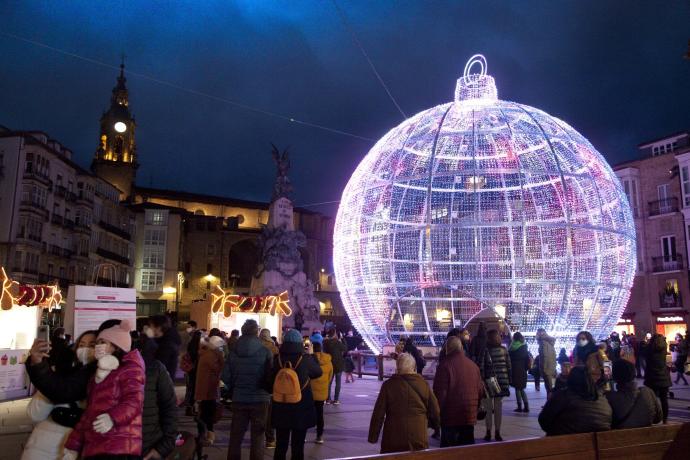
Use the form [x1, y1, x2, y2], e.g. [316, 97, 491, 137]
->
[66, 285, 137, 337]
[0, 349, 30, 400]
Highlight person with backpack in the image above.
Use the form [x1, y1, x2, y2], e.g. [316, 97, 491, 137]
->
[310, 340, 333, 444]
[323, 329, 347, 405]
[223, 319, 274, 460]
[271, 329, 322, 460]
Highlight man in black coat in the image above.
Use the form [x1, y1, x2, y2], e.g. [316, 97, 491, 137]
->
[149, 314, 182, 378]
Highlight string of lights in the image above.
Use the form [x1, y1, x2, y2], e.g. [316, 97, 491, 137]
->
[0, 31, 374, 142]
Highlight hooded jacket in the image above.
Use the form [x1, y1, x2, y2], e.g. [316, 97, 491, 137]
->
[311, 352, 334, 402]
[606, 381, 662, 429]
[538, 334, 557, 378]
[222, 334, 273, 403]
[509, 342, 530, 390]
[154, 328, 182, 379]
[138, 337, 178, 458]
[644, 335, 672, 389]
[270, 341, 322, 430]
[65, 350, 146, 458]
[369, 373, 440, 454]
[195, 345, 224, 401]
[323, 336, 347, 373]
[573, 342, 605, 386]
[538, 389, 611, 436]
[432, 349, 483, 426]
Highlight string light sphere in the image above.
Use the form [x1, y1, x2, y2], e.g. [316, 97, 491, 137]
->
[334, 55, 636, 353]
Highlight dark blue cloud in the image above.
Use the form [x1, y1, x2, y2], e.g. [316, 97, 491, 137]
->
[1, 1, 689, 216]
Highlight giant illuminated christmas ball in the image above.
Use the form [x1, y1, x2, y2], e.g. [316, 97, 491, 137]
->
[334, 55, 636, 353]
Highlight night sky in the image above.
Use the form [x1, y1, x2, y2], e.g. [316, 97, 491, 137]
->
[1, 1, 689, 216]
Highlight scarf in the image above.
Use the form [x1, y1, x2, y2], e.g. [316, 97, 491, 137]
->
[95, 355, 119, 383]
[509, 340, 525, 352]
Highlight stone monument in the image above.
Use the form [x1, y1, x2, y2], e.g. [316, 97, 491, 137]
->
[251, 145, 321, 333]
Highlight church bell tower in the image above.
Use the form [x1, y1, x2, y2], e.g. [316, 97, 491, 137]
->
[92, 60, 138, 200]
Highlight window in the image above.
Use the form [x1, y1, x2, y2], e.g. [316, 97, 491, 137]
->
[143, 248, 164, 269]
[144, 229, 166, 246]
[206, 263, 213, 274]
[682, 167, 690, 207]
[25, 152, 33, 172]
[184, 262, 190, 273]
[661, 235, 677, 262]
[207, 244, 216, 256]
[145, 210, 167, 226]
[622, 178, 640, 217]
[140, 270, 163, 292]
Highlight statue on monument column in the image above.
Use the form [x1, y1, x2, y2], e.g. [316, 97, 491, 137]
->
[271, 144, 293, 202]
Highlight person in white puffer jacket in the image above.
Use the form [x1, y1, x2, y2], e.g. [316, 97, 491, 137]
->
[21, 330, 98, 460]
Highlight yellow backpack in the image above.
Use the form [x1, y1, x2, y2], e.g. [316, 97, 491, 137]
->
[273, 355, 308, 403]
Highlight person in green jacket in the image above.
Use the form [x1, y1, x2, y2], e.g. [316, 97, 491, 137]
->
[323, 329, 347, 405]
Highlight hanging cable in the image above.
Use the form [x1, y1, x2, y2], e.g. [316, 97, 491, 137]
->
[0, 31, 374, 142]
[330, 0, 407, 120]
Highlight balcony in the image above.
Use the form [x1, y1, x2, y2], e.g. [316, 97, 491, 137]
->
[48, 244, 74, 258]
[51, 214, 63, 226]
[652, 254, 683, 273]
[15, 232, 42, 245]
[98, 220, 131, 240]
[75, 191, 94, 205]
[648, 197, 679, 216]
[96, 247, 130, 265]
[659, 291, 683, 309]
[74, 221, 91, 234]
[23, 170, 52, 187]
[20, 201, 49, 219]
[54, 185, 67, 198]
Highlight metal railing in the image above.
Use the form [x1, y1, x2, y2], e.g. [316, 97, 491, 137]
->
[652, 254, 683, 273]
[649, 197, 679, 216]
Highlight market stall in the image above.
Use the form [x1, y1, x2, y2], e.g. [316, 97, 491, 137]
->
[0, 267, 62, 400]
[190, 285, 292, 339]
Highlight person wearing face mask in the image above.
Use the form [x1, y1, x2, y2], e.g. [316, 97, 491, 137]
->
[21, 331, 98, 460]
[63, 320, 146, 460]
[572, 331, 605, 391]
[148, 315, 182, 379]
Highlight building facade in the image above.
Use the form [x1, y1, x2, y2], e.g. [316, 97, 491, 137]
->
[0, 128, 135, 296]
[614, 132, 690, 339]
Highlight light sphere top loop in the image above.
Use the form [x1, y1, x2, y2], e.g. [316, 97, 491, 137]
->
[456, 53, 497, 103]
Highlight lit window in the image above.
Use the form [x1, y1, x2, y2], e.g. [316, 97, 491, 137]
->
[140, 270, 163, 291]
[144, 229, 166, 246]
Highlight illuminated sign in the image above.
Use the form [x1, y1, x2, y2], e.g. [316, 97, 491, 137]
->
[0, 267, 63, 311]
[210, 285, 291, 318]
[656, 316, 685, 323]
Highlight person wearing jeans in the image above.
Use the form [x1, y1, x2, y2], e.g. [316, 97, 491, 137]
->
[323, 329, 347, 404]
[222, 319, 273, 460]
[310, 341, 333, 443]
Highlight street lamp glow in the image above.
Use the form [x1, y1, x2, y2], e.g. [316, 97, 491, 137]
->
[333, 54, 636, 354]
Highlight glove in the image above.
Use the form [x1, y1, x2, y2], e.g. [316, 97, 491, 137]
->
[62, 449, 79, 460]
[92, 413, 114, 433]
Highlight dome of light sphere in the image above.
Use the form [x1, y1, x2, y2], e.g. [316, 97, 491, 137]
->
[333, 55, 636, 354]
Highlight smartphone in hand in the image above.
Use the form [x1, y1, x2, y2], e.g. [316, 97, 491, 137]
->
[37, 325, 50, 342]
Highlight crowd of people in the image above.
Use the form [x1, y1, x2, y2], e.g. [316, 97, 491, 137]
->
[18, 314, 690, 459]
[367, 326, 690, 453]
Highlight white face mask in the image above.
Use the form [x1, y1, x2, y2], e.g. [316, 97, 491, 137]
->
[76, 347, 95, 365]
[578, 339, 589, 347]
[144, 327, 155, 339]
[646, 334, 652, 340]
[94, 343, 109, 360]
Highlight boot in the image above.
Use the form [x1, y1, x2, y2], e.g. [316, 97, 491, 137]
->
[203, 431, 215, 446]
[523, 403, 530, 413]
[513, 405, 522, 412]
[495, 431, 503, 442]
[484, 430, 492, 442]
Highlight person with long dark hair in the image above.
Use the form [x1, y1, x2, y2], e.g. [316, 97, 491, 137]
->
[573, 331, 604, 391]
[483, 330, 511, 441]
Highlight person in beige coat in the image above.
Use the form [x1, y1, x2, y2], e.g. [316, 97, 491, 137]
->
[368, 353, 440, 454]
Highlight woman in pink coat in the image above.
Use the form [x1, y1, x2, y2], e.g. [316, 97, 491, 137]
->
[64, 320, 146, 459]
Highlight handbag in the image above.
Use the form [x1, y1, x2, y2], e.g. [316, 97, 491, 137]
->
[483, 349, 502, 397]
[50, 402, 83, 428]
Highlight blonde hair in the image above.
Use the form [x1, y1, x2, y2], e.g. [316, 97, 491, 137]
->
[396, 352, 416, 375]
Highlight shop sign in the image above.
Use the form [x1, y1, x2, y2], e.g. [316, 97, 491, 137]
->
[657, 316, 685, 323]
[0, 267, 62, 311]
[210, 285, 292, 318]
[617, 318, 633, 324]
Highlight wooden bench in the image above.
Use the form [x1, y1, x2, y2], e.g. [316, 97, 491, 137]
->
[339, 422, 690, 460]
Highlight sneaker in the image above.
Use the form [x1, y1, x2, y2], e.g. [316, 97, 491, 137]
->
[333, 400, 340, 405]
[266, 441, 276, 449]
[325, 400, 332, 405]
[315, 436, 324, 444]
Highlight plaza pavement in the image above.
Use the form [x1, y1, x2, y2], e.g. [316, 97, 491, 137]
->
[1, 376, 689, 460]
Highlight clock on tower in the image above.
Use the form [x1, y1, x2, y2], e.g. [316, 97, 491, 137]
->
[92, 60, 138, 200]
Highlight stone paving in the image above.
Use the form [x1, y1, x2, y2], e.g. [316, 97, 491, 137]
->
[1, 376, 690, 460]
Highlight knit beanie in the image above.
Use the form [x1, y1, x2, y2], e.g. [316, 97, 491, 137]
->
[98, 319, 133, 353]
[310, 332, 323, 345]
[283, 329, 302, 343]
[612, 358, 636, 383]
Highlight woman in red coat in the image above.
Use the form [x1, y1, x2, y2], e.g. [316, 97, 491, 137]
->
[64, 320, 145, 460]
